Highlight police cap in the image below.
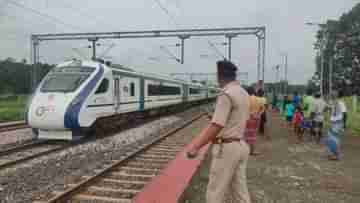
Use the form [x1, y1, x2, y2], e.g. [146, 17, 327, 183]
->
[216, 60, 238, 78]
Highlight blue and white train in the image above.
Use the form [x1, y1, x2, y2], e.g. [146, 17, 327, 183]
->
[26, 59, 219, 140]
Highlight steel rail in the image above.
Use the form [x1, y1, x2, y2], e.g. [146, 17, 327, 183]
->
[0, 122, 28, 133]
[44, 113, 204, 203]
[0, 143, 70, 170]
[0, 140, 48, 157]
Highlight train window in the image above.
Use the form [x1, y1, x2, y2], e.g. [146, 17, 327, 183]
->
[159, 85, 181, 95]
[130, 82, 135, 96]
[51, 66, 95, 73]
[41, 74, 90, 93]
[189, 88, 201, 94]
[95, 79, 109, 94]
[148, 84, 181, 96]
[148, 84, 159, 96]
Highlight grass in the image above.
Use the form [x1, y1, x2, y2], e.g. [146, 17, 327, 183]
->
[0, 96, 28, 122]
[344, 97, 360, 135]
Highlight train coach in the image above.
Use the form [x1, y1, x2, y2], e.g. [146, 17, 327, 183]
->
[26, 59, 219, 140]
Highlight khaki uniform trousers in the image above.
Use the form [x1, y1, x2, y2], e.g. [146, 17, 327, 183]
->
[206, 140, 250, 203]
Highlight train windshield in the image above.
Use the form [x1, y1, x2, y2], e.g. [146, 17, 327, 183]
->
[40, 66, 95, 93]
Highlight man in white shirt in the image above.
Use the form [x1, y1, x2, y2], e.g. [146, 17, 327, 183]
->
[339, 93, 348, 129]
[310, 93, 328, 143]
[330, 98, 347, 123]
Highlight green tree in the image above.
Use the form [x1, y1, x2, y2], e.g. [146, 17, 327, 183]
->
[0, 59, 53, 94]
[313, 3, 360, 95]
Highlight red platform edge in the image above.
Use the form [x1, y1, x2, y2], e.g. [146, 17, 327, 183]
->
[132, 142, 210, 203]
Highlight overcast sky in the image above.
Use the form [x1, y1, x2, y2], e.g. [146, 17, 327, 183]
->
[1, 0, 358, 84]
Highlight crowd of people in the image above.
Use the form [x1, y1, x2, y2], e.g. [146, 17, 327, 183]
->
[275, 90, 347, 160]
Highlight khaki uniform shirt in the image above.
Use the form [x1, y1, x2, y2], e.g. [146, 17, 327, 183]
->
[211, 81, 250, 139]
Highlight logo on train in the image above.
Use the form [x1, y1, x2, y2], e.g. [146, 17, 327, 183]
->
[35, 106, 55, 117]
[36, 107, 46, 116]
[48, 94, 55, 102]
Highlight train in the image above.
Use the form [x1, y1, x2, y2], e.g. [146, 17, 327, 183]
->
[26, 59, 219, 140]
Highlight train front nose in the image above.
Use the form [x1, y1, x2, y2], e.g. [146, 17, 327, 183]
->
[28, 93, 71, 130]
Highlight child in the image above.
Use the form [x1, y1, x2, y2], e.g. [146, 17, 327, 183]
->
[282, 95, 290, 117]
[300, 118, 313, 141]
[285, 101, 295, 127]
[293, 106, 304, 142]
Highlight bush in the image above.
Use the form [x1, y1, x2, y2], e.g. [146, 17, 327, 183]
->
[0, 95, 28, 122]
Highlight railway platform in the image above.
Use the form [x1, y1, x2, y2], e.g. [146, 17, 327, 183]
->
[180, 112, 360, 203]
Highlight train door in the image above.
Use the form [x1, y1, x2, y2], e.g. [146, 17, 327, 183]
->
[113, 77, 120, 112]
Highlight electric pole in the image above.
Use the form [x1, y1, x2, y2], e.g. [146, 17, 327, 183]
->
[285, 53, 288, 94]
[88, 37, 99, 60]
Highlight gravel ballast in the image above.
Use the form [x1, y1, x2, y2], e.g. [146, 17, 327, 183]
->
[0, 106, 209, 203]
[0, 129, 36, 151]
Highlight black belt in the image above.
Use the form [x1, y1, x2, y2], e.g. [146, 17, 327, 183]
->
[212, 137, 243, 144]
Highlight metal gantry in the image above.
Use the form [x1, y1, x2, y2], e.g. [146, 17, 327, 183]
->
[30, 27, 266, 90]
[170, 72, 249, 86]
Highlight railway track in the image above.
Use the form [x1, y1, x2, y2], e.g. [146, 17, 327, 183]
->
[37, 113, 205, 203]
[0, 113, 165, 171]
[0, 140, 71, 170]
[0, 106, 207, 171]
[0, 140, 48, 156]
[0, 121, 28, 133]
[0, 112, 172, 170]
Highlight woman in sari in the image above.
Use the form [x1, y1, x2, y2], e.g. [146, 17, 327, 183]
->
[245, 86, 263, 155]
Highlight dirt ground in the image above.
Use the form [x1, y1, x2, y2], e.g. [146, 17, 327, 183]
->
[182, 111, 360, 203]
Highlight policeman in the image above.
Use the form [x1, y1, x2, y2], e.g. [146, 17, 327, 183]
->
[187, 60, 251, 203]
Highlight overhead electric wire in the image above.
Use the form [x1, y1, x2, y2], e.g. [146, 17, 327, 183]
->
[1, 15, 32, 43]
[172, 0, 182, 10]
[4, 0, 122, 63]
[99, 43, 116, 58]
[71, 48, 87, 60]
[57, 1, 124, 60]
[160, 45, 180, 62]
[152, 0, 226, 61]
[1, 11, 78, 64]
[208, 41, 227, 59]
[2, 13, 53, 35]
[153, 0, 179, 27]
[57, 1, 119, 31]
[151, 0, 184, 64]
[5, 0, 85, 31]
